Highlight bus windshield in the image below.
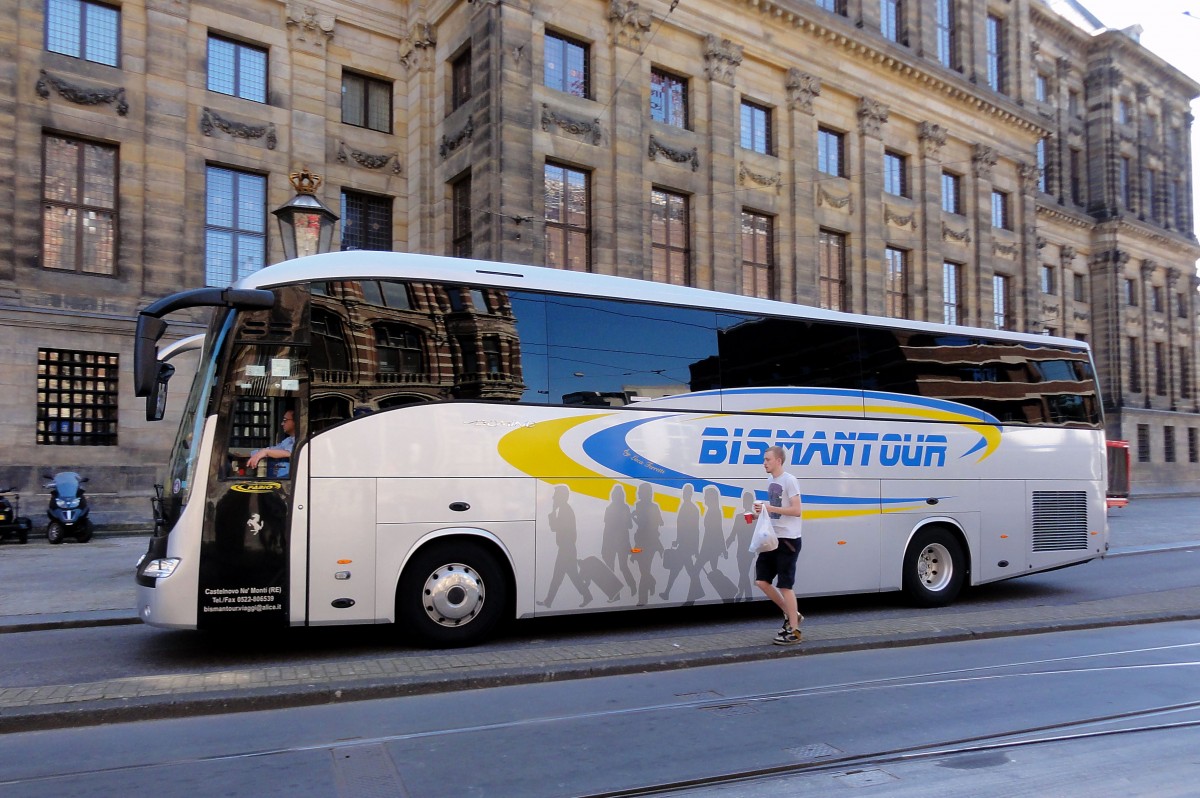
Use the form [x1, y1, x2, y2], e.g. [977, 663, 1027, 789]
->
[165, 309, 234, 508]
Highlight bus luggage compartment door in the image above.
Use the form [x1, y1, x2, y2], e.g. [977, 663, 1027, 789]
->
[308, 477, 377, 624]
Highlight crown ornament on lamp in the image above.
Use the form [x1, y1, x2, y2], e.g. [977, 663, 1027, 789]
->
[273, 168, 338, 260]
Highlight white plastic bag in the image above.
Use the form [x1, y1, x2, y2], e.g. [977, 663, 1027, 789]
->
[748, 510, 778, 554]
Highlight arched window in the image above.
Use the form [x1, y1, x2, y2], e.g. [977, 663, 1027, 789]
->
[375, 325, 424, 375]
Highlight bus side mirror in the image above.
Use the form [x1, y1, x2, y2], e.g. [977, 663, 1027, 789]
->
[146, 362, 175, 422]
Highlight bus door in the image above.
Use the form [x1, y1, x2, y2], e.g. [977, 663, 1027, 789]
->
[197, 287, 308, 628]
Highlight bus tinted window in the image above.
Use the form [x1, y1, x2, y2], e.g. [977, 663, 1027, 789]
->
[862, 328, 1100, 427]
[543, 295, 718, 406]
[714, 315, 862, 390]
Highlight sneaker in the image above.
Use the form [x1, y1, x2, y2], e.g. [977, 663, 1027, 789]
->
[781, 614, 805, 634]
[773, 626, 802, 645]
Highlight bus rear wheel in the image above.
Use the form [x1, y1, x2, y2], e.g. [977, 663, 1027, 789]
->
[397, 540, 508, 647]
[902, 527, 966, 607]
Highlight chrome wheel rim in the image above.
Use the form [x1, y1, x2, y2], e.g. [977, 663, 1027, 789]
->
[916, 542, 952, 593]
[421, 563, 485, 627]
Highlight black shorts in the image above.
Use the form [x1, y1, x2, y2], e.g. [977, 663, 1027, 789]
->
[755, 537, 801, 590]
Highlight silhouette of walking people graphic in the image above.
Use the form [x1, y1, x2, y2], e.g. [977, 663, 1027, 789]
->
[725, 488, 758, 599]
[699, 485, 737, 600]
[602, 484, 637, 597]
[632, 482, 664, 605]
[661, 484, 703, 603]
[539, 485, 593, 608]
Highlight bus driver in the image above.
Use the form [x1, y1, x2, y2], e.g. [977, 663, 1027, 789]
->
[247, 410, 295, 478]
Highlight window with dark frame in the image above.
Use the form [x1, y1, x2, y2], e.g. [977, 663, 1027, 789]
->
[885, 247, 908, 319]
[1189, 427, 1199, 463]
[207, 35, 267, 103]
[652, 188, 691, 286]
[1152, 286, 1164, 313]
[884, 151, 907, 196]
[991, 189, 1009, 229]
[1120, 156, 1132, 207]
[42, 134, 117, 275]
[943, 261, 962, 325]
[880, 0, 903, 42]
[340, 190, 392, 251]
[1041, 265, 1055, 294]
[1178, 292, 1188, 319]
[818, 229, 847, 311]
[993, 274, 1011, 330]
[1129, 337, 1142, 393]
[544, 31, 589, 98]
[1164, 426, 1176, 463]
[740, 100, 773, 155]
[1035, 73, 1048, 102]
[36, 349, 118, 446]
[375, 325, 425, 376]
[935, 0, 957, 70]
[741, 210, 774, 299]
[341, 71, 391, 133]
[1180, 347, 1191, 399]
[1155, 342, 1167, 396]
[650, 68, 688, 128]
[814, 0, 846, 15]
[1070, 148, 1084, 206]
[1036, 138, 1049, 193]
[1125, 277, 1138, 306]
[451, 48, 472, 111]
[941, 171, 962, 214]
[985, 14, 1005, 93]
[545, 163, 591, 272]
[482, 336, 503, 374]
[451, 174, 472, 259]
[818, 127, 845, 177]
[204, 165, 266, 286]
[45, 0, 119, 66]
[1136, 423, 1150, 463]
[1073, 273, 1086, 303]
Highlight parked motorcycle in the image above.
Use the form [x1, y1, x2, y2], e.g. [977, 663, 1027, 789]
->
[43, 472, 93, 544]
[0, 487, 33, 544]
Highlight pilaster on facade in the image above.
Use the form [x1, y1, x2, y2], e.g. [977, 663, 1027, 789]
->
[918, 121, 947, 322]
[704, 35, 742, 294]
[857, 97, 888, 316]
[786, 69, 820, 307]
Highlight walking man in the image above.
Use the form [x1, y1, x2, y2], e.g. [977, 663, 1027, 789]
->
[752, 445, 803, 645]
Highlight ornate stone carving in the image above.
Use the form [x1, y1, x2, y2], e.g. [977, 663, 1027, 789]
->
[286, 4, 335, 47]
[703, 35, 742, 86]
[200, 107, 276, 149]
[972, 144, 997, 181]
[36, 70, 127, 116]
[609, 0, 652, 50]
[337, 142, 402, 174]
[1018, 161, 1042, 193]
[993, 241, 1018, 259]
[1113, 250, 1131, 267]
[1059, 245, 1076, 266]
[817, 186, 852, 212]
[1167, 266, 1182, 287]
[942, 223, 971, 244]
[857, 98, 889, 139]
[884, 205, 917, 230]
[786, 69, 821, 114]
[738, 162, 782, 193]
[440, 118, 475, 160]
[918, 122, 946, 160]
[648, 135, 699, 171]
[540, 104, 603, 145]
[398, 19, 436, 71]
[1073, 310, 1090, 321]
[1140, 259, 1157, 279]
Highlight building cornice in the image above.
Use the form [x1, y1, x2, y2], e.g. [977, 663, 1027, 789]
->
[1035, 202, 1095, 231]
[730, 0, 1051, 137]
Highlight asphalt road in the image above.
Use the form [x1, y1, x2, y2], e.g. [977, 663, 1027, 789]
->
[2, 620, 1199, 797]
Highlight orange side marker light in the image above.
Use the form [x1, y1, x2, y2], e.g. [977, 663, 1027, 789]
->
[337, 559, 352, 564]
[631, 548, 642, 554]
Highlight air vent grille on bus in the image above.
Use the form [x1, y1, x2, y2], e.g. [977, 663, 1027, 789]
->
[238, 319, 292, 340]
[1031, 491, 1089, 551]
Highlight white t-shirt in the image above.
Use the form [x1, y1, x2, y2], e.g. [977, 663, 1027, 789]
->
[766, 472, 803, 539]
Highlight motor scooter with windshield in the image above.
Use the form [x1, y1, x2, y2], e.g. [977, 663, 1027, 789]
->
[43, 472, 93, 544]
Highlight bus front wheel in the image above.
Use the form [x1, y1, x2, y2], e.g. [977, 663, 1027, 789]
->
[902, 527, 966, 607]
[397, 540, 508, 647]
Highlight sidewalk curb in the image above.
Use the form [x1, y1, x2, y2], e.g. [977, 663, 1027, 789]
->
[4, 610, 1199, 735]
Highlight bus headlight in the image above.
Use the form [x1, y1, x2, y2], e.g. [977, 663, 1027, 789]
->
[142, 557, 181, 579]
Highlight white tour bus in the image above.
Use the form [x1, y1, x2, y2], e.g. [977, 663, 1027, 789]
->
[134, 251, 1108, 645]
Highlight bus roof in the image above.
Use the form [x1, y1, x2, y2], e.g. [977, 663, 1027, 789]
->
[236, 251, 1089, 352]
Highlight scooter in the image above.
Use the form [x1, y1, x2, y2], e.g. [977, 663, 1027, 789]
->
[43, 472, 93, 544]
[0, 487, 33, 544]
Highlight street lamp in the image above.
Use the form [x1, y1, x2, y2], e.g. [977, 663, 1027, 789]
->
[272, 169, 339, 260]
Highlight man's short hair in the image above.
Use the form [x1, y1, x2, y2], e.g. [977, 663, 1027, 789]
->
[765, 445, 786, 461]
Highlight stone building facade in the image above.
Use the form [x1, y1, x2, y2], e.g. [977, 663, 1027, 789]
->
[0, 0, 1197, 521]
